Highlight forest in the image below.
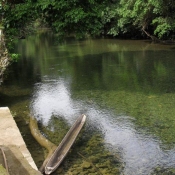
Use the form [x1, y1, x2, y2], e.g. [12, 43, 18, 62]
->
[1, 0, 175, 79]
[1, 0, 175, 41]
[1, 1, 175, 174]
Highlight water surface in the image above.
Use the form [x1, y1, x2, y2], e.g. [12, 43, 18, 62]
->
[1, 32, 175, 174]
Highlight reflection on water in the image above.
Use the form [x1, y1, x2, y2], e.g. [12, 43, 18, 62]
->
[31, 76, 175, 175]
[31, 78, 76, 124]
[1, 33, 175, 174]
[97, 113, 175, 175]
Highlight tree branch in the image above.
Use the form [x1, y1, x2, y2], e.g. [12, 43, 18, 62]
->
[142, 22, 160, 42]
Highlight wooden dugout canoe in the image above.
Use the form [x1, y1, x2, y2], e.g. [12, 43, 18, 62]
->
[44, 114, 86, 175]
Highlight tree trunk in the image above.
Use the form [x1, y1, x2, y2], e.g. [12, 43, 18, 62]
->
[142, 23, 160, 42]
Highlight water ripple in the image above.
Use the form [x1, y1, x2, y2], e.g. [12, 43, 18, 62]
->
[30, 78, 175, 175]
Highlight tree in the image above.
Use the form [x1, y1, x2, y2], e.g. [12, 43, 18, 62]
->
[2, 0, 175, 40]
[36, 0, 108, 38]
[151, 0, 175, 39]
[106, 0, 175, 40]
[2, 0, 37, 41]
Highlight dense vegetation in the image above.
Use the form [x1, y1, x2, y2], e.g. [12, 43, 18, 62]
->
[1, 0, 175, 40]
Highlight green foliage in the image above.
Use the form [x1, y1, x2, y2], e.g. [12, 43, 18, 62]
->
[1, 0, 39, 54]
[2, 0, 175, 40]
[2, 0, 38, 42]
[10, 53, 20, 62]
[36, 0, 108, 38]
[111, 0, 175, 39]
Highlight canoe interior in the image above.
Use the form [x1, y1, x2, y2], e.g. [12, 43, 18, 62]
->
[44, 114, 86, 175]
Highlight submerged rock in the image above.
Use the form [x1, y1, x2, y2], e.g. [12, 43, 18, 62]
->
[151, 167, 175, 175]
[82, 160, 91, 169]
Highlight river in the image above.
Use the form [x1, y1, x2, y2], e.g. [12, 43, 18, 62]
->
[1, 32, 175, 175]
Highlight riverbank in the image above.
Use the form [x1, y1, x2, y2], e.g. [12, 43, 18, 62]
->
[0, 107, 42, 175]
[0, 29, 10, 84]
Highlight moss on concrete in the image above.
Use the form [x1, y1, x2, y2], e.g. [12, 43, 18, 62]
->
[0, 164, 8, 175]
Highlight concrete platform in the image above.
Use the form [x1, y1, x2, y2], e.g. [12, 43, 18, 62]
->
[0, 107, 42, 175]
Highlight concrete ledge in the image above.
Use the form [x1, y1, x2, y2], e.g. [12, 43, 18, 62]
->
[0, 107, 42, 175]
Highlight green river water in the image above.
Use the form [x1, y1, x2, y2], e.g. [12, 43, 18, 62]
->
[1, 32, 175, 175]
